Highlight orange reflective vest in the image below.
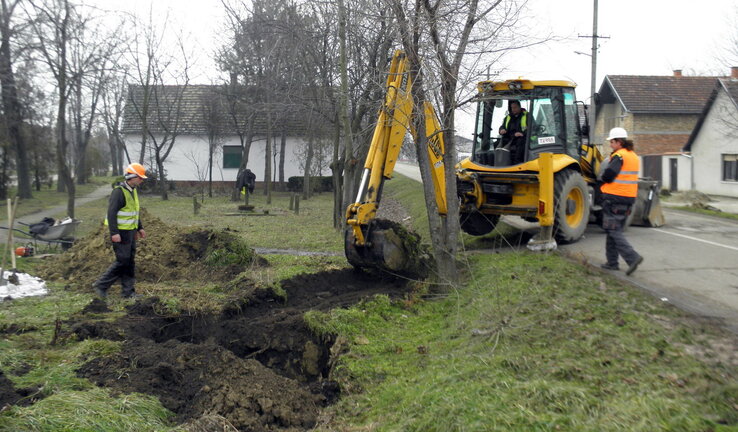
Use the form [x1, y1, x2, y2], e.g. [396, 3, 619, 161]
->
[601, 149, 639, 197]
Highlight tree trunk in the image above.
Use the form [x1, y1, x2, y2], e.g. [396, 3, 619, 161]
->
[157, 156, 168, 200]
[279, 130, 286, 191]
[208, 136, 213, 198]
[0, 12, 32, 199]
[302, 130, 314, 200]
[337, 0, 354, 225]
[331, 112, 344, 229]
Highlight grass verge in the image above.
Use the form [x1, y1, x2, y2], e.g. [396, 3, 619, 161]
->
[308, 252, 738, 431]
[671, 206, 738, 221]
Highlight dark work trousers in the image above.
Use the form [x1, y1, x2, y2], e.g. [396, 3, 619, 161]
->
[502, 136, 526, 164]
[602, 194, 640, 267]
[95, 230, 137, 296]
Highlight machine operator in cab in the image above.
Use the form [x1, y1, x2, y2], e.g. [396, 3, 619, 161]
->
[599, 127, 644, 275]
[498, 100, 528, 165]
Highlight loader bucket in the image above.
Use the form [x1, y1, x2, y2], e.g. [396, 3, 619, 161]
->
[344, 219, 431, 278]
[631, 180, 665, 227]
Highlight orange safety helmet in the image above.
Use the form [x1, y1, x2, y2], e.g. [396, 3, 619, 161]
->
[125, 163, 148, 179]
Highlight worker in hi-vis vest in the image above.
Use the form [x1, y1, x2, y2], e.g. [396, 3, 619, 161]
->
[93, 163, 148, 299]
[599, 128, 644, 276]
[498, 100, 528, 164]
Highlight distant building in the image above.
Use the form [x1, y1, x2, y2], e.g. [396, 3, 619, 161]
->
[594, 71, 721, 186]
[682, 76, 738, 197]
[121, 84, 330, 185]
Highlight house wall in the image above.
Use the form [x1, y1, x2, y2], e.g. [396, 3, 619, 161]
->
[660, 154, 692, 191]
[123, 134, 307, 183]
[690, 90, 738, 197]
[593, 102, 629, 145]
[632, 113, 699, 156]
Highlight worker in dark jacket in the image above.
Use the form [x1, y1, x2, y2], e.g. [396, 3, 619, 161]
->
[498, 100, 528, 164]
[93, 163, 148, 298]
[600, 128, 643, 275]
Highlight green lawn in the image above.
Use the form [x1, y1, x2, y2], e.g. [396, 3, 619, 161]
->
[0, 176, 735, 431]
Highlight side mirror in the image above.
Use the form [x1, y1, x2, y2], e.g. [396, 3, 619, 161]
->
[495, 99, 503, 108]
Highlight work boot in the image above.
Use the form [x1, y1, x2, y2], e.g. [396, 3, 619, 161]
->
[626, 256, 644, 276]
[600, 263, 619, 271]
[92, 283, 107, 298]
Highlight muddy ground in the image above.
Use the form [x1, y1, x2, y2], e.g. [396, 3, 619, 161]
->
[68, 269, 407, 431]
[2, 211, 414, 430]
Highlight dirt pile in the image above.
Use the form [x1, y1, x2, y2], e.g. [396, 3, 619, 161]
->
[71, 269, 410, 431]
[38, 210, 264, 287]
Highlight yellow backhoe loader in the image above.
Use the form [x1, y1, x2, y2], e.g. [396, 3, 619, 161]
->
[345, 50, 663, 274]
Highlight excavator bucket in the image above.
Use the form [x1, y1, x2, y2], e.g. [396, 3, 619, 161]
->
[344, 219, 431, 278]
[630, 180, 665, 227]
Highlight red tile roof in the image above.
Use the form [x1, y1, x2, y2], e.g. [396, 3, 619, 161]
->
[605, 75, 719, 114]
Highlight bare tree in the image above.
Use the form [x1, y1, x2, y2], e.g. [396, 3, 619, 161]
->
[200, 86, 226, 197]
[100, 70, 128, 176]
[387, 0, 534, 285]
[26, 0, 82, 217]
[68, 19, 123, 184]
[124, 11, 191, 199]
[0, 0, 32, 198]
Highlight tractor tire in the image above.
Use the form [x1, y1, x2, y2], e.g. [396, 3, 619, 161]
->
[460, 211, 499, 236]
[553, 170, 590, 243]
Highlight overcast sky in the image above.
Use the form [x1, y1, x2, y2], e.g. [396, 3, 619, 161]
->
[95, 0, 737, 133]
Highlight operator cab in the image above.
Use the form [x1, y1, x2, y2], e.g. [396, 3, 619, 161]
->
[472, 80, 587, 167]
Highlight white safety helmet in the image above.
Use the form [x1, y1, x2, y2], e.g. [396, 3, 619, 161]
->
[606, 127, 628, 141]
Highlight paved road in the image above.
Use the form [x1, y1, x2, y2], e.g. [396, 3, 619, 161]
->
[557, 210, 738, 333]
[394, 162, 738, 333]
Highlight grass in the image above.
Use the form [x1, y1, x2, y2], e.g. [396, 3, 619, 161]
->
[308, 252, 738, 431]
[1, 178, 737, 431]
[671, 206, 738, 221]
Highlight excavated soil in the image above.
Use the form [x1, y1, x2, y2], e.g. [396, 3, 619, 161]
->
[37, 209, 264, 287]
[70, 269, 409, 431]
[23, 206, 413, 430]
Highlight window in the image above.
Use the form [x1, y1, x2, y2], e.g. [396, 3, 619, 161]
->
[723, 154, 738, 182]
[223, 146, 242, 169]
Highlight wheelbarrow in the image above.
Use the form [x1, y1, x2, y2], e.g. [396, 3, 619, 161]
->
[5, 217, 82, 251]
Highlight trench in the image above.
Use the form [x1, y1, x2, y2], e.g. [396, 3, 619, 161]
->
[71, 268, 410, 431]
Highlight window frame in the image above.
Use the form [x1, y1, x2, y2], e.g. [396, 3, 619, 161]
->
[722, 154, 738, 182]
[223, 145, 242, 169]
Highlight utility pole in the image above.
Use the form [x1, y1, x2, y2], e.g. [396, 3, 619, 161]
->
[579, 0, 608, 144]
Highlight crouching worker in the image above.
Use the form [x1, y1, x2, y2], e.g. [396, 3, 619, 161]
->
[600, 128, 644, 275]
[93, 163, 148, 299]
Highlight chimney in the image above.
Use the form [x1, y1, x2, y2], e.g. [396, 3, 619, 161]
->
[732, 67, 738, 79]
[673, 70, 682, 77]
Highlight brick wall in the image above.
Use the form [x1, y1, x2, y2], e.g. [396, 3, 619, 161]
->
[631, 134, 691, 155]
[595, 108, 700, 154]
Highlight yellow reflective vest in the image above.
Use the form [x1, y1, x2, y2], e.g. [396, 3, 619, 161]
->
[504, 111, 527, 131]
[104, 185, 140, 230]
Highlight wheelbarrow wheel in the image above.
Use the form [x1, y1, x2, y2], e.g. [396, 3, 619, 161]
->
[61, 237, 75, 251]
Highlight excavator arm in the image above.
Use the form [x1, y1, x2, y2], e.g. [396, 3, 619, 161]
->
[345, 50, 447, 273]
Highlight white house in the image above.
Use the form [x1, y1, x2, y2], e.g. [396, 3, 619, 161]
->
[682, 77, 738, 197]
[121, 84, 330, 185]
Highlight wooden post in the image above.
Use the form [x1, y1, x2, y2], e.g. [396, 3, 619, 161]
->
[289, 194, 294, 211]
[193, 196, 201, 215]
[294, 195, 300, 215]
